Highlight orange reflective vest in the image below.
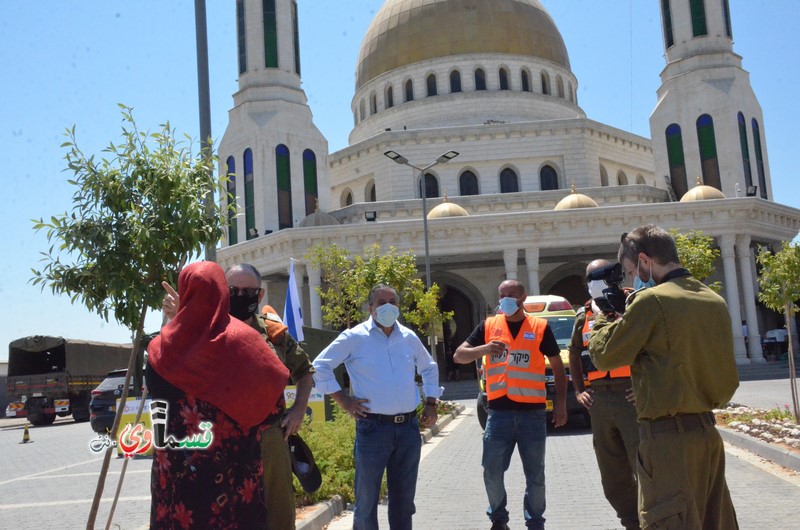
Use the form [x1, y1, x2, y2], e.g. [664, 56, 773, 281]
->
[483, 315, 547, 403]
[582, 308, 631, 381]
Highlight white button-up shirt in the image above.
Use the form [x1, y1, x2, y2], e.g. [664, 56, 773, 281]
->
[312, 317, 441, 415]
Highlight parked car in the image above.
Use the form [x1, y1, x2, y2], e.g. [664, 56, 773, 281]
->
[89, 369, 132, 434]
[476, 295, 586, 429]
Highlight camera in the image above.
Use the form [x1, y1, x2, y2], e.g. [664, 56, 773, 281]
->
[586, 262, 627, 314]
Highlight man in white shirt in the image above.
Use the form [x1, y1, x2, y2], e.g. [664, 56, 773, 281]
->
[312, 284, 441, 530]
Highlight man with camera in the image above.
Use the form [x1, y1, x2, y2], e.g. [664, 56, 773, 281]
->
[589, 225, 739, 529]
[568, 259, 639, 530]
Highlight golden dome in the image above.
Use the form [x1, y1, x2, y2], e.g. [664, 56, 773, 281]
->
[427, 195, 469, 219]
[680, 178, 726, 202]
[356, 0, 570, 90]
[554, 185, 598, 210]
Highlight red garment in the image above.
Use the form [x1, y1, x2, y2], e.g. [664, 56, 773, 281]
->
[148, 261, 288, 430]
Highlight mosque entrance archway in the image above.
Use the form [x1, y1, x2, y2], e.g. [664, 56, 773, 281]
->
[433, 272, 484, 381]
[548, 275, 585, 307]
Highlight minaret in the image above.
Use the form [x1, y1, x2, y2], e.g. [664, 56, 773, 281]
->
[650, 0, 770, 201]
[219, 0, 329, 246]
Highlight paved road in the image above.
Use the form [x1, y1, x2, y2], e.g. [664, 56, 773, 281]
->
[2, 388, 800, 529]
[733, 377, 799, 410]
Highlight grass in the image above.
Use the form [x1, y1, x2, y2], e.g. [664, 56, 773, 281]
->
[715, 404, 797, 426]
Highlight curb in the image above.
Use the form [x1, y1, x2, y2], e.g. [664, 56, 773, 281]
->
[300, 404, 466, 529]
[719, 426, 800, 473]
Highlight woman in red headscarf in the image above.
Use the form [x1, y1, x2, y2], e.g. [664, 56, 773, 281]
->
[147, 261, 289, 529]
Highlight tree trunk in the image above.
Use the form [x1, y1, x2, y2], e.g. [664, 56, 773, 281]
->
[785, 303, 800, 423]
[86, 304, 147, 529]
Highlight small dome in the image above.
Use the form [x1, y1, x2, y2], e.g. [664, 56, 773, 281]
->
[299, 209, 341, 227]
[680, 178, 726, 202]
[356, 0, 570, 90]
[554, 185, 598, 210]
[427, 195, 469, 219]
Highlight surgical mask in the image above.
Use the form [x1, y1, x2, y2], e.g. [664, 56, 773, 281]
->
[498, 297, 520, 316]
[229, 293, 259, 321]
[587, 280, 606, 300]
[374, 303, 400, 327]
[633, 259, 656, 291]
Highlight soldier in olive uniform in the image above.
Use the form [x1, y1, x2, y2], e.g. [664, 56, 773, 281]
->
[589, 225, 739, 530]
[569, 259, 640, 530]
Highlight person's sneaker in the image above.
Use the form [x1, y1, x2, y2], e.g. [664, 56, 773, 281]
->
[490, 523, 510, 530]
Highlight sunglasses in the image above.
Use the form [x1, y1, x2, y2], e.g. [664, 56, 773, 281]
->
[229, 287, 262, 297]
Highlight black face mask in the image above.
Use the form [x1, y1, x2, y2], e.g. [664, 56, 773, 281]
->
[229, 294, 259, 321]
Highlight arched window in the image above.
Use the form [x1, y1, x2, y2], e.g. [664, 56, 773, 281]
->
[370, 93, 377, 115]
[690, 0, 707, 37]
[450, 70, 462, 93]
[499, 68, 509, 90]
[500, 168, 520, 193]
[539, 165, 558, 191]
[418, 173, 440, 199]
[600, 165, 609, 187]
[738, 112, 753, 189]
[661, 0, 674, 48]
[752, 118, 768, 199]
[636, 175, 646, 185]
[404, 79, 414, 102]
[226, 156, 238, 245]
[556, 76, 564, 98]
[366, 180, 376, 202]
[263, 0, 279, 68]
[276, 144, 293, 230]
[521, 69, 531, 92]
[244, 148, 256, 239]
[385, 85, 394, 109]
[665, 123, 688, 199]
[341, 189, 353, 207]
[475, 68, 486, 91]
[568, 81, 574, 102]
[696, 114, 721, 190]
[303, 149, 318, 216]
[236, 0, 247, 74]
[617, 170, 629, 186]
[722, 0, 732, 38]
[459, 171, 479, 196]
[359, 99, 366, 122]
[426, 74, 437, 97]
[291, 0, 300, 75]
[541, 71, 550, 95]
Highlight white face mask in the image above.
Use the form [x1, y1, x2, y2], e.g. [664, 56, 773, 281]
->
[587, 280, 606, 300]
[498, 297, 520, 316]
[374, 303, 400, 327]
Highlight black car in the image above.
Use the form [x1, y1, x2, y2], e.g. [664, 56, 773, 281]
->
[89, 369, 133, 434]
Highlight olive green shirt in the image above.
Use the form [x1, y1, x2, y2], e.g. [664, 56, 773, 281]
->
[250, 314, 315, 385]
[589, 272, 739, 421]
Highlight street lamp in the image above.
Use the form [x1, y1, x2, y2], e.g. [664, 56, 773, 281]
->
[384, 150, 460, 353]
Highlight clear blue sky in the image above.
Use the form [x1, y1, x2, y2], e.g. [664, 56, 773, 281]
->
[1, 1, 798, 360]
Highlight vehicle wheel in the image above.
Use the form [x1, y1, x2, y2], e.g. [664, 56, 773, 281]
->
[72, 407, 90, 423]
[476, 392, 488, 430]
[28, 413, 56, 426]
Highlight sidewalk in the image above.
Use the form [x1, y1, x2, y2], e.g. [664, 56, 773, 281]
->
[301, 405, 800, 530]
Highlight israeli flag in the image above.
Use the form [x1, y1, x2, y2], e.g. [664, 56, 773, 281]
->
[284, 259, 304, 342]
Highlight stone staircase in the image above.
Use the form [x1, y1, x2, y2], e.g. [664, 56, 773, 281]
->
[737, 359, 800, 381]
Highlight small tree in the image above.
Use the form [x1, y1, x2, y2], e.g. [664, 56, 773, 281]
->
[306, 243, 453, 338]
[670, 229, 721, 292]
[757, 241, 800, 421]
[31, 105, 229, 528]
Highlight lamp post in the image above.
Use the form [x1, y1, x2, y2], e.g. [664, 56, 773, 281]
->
[384, 150, 459, 354]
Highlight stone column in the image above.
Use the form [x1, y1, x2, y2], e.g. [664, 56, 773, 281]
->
[503, 249, 518, 280]
[736, 235, 764, 362]
[525, 247, 541, 295]
[719, 235, 748, 364]
[307, 262, 323, 329]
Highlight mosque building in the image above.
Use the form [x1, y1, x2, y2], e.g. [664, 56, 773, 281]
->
[217, 0, 800, 366]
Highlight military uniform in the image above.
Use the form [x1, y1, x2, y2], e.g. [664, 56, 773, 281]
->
[589, 269, 739, 529]
[569, 305, 640, 530]
[250, 313, 315, 530]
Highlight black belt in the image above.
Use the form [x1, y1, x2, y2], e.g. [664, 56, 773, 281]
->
[362, 411, 416, 424]
[590, 379, 631, 393]
[640, 412, 715, 439]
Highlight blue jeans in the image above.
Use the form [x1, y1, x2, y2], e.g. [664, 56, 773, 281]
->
[353, 416, 422, 530]
[483, 408, 547, 529]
